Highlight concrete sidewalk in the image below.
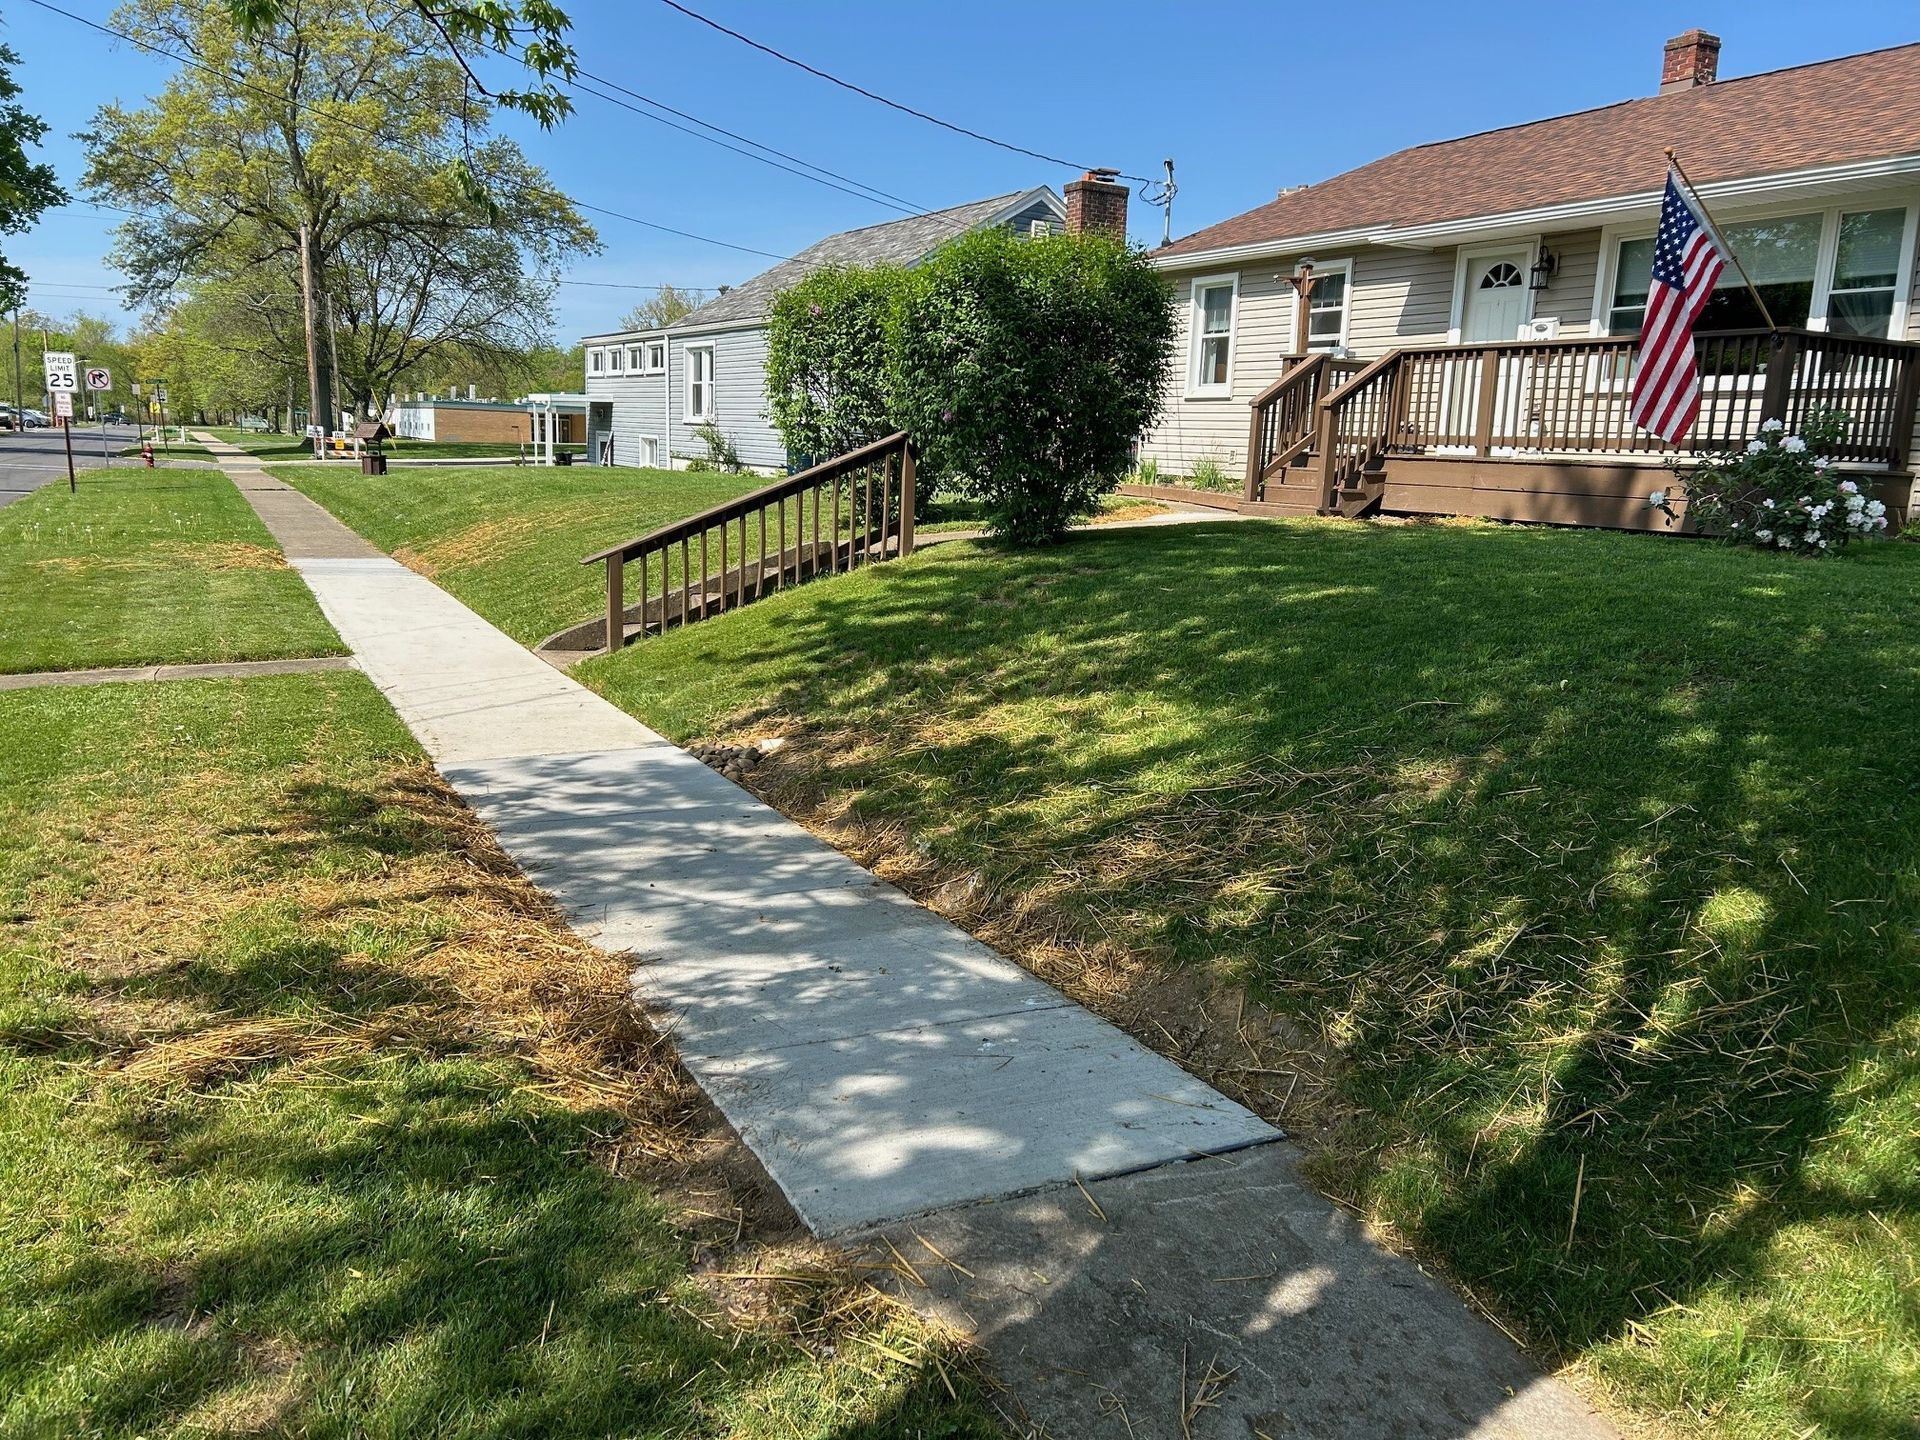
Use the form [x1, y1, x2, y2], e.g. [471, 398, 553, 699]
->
[201, 439, 1278, 1234]
[206, 437, 1620, 1438]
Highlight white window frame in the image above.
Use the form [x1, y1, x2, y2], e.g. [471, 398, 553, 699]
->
[1297, 258, 1354, 354]
[626, 345, 644, 371]
[607, 345, 623, 373]
[1591, 195, 1920, 340]
[645, 341, 666, 374]
[637, 433, 661, 468]
[1448, 241, 1540, 343]
[1186, 272, 1239, 398]
[587, 347, 604, 375]
[685, 343, 715, 423]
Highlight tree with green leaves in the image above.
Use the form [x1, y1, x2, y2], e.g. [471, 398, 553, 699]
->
[83, 0, 595, 426]
[765, 264, 905, 465]
[618, 283, 706, 332]
[0, 43, 67, 312]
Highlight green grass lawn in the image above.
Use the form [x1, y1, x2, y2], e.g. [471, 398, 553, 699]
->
[581, 517, 1920, 1440]
[0, 468, 343, 673]
[0, 673, 992, 1439]
[208, 428, 586, 463]
[279, 463, 765, 644]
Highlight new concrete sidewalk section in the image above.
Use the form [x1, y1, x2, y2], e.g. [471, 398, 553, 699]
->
[207, 441, 1620, 1437]
[204, 446, 1277, 1234]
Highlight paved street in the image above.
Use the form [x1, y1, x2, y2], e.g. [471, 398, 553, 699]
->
[0, 422, 145, 507]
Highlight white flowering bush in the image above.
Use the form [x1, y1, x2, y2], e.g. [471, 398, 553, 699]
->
[1670, 410, 1889, 556]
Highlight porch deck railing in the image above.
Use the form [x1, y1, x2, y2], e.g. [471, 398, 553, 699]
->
[581, 432, 916, 653]
[1242, 353, 1366, 500]
[1247, 328, 1920, 508]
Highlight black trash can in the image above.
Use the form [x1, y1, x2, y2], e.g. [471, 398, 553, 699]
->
[555, 450, 573, 466]
[360, 453, 388, 476]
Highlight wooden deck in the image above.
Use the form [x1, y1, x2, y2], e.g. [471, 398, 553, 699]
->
[1241, 328, 1920, 531]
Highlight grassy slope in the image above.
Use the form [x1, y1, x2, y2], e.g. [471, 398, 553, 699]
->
[582, 518, 1920, 1440]
[0, 674, 992, 1439]
[0, 467, 343, 673]
[279, 464, 764, 644]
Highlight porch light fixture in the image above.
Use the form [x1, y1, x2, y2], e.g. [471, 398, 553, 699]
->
[1529, 246, 1558, 292]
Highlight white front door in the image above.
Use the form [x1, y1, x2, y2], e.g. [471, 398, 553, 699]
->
[1461, 251, 1532, 342]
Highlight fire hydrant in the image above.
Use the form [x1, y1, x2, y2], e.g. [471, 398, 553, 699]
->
[141, 442, 154, 468]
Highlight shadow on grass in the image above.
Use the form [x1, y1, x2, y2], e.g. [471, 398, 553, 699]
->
[2, 765, 991, 1440]
[589, 518, 1920, 1429]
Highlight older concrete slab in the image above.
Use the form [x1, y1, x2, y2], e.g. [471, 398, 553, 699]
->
[867, 1146, 1621, 1440]
[0, 656, 355, 690]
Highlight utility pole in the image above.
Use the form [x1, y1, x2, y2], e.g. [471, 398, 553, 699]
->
[298, 223, 327, 458]
[10, 307, 21, 434]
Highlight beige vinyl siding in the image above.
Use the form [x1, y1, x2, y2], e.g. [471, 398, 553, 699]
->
[1533, 229, 1601, 337]
[1346, 248, 1455, 355]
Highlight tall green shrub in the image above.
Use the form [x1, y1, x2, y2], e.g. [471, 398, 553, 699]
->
[889, 228, 1174, 545]
[765, 263, 907, 467]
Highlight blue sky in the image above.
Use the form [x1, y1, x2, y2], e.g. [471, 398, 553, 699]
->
[5, 0, 1915, 342]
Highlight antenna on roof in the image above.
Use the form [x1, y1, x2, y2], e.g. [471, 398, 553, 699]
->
[1140, 159, 1177, 247]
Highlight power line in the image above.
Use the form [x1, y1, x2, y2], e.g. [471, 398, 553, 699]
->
[22, 0, 791, 263]
[564, 70, 920, 215]
[654, 0, 1150, 184]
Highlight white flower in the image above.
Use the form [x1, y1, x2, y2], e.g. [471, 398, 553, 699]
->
[1761, 418, 1785, 433]
[1846, 492, 1865, 510]
[1816, 536, 1828, 548]
[1647, 489, 1669, 508]
[1814, 457, 1832, 471]
[1782, 436, 1807, 453]
[1762, 497, 1775, 508]
[1746, 439, 1766, 455]
[1875, 515, 1889, 529]
[1868, 499, 1887, 518]
[1755, 529, 1773, 541]
[1840, 480, 1860, 494]
[1777, 535, 1793, 548]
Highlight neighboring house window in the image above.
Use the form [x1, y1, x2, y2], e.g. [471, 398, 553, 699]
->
[646, 342, 666, 372]
[589, 348, 604, 374]
[608, 346, 623, 373]
[1604, 204, 1913, 338]
[627, 345, 644, 370]
[1827, 208, 1905, 336]
[1306, 265, 1350, 350]
[686, 345, 714, 421]
[1189, 275, 1237, 393]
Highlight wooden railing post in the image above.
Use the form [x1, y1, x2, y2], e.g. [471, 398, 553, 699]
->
[899, 442, 917, 556]
[604, 553, 624, 654]
[1312, 401, 1338, 512]
[1244, 395, 1267, 502]
[1889, 351, 1920, 472]
[1472, 348, 1500, 455]
[1758, 330, 1801, 429]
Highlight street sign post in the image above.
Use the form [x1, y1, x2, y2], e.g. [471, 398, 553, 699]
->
[86, 368, 113, 467]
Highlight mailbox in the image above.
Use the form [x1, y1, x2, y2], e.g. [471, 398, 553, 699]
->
[354, 420, 392, 475]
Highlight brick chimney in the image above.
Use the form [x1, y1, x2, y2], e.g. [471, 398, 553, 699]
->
[1661, 29, 1721, 93]
[1064, 169, 1128, 240]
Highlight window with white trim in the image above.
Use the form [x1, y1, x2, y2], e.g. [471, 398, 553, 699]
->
[1189, 276, 1236, 393]
[588, 347, 604, 374]
[1305, 266, 1350, 350]
[686, 345, 714, 422]
[608, 346, 623, 373]
[1603, 203, 1915, 339]
[646, 342, 666, 373]
[626, 345, 644, 370]
[1827, 208, 1905, 337]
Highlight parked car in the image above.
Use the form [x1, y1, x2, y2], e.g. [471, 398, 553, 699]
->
[22, 409, 49, 428]
[101, 409, 128, 424]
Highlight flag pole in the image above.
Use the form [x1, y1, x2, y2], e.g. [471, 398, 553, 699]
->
[1664, 147, 1776, 330]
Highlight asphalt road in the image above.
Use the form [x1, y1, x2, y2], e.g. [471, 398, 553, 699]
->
[0, 423, 149, 508]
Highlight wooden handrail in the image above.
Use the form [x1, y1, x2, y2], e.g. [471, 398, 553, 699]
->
[582, 431, 913, 565]
[583, 432, 917, 653]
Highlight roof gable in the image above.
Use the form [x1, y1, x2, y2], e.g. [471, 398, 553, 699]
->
[664, 187, 1065, 332]
[1160, 41, 1920, 259]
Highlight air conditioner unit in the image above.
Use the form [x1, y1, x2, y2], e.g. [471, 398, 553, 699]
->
[1520, 317, 1561, 341]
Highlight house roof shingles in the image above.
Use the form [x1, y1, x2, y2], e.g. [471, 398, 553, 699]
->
[1159, 42, 1920, 259]
[664, 189, 1052, 332]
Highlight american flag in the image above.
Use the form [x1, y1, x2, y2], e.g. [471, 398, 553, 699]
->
[1629, 170, 1729, 442]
